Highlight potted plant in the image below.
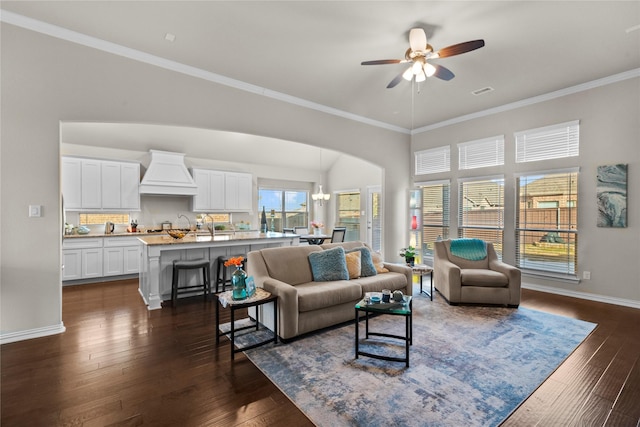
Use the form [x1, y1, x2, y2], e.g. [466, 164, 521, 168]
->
[399, 246, 416, 266]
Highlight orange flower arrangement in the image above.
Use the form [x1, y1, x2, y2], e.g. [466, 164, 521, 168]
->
[224, 256, 244, 268]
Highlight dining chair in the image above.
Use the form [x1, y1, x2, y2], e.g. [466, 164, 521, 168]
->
[330, 227, 346, 243]
[294, 226, 309, 235]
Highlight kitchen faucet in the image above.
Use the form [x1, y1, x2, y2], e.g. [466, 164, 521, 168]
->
[203, 214, 215, 237]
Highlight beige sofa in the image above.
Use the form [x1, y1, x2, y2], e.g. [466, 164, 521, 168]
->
[434, 239, 521, 307]
[247, 241, 412, 340]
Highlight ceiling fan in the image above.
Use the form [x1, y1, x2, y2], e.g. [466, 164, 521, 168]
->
[361, 28, 485, 88]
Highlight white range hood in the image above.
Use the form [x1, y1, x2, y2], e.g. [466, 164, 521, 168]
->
[139, 150, 198, 196]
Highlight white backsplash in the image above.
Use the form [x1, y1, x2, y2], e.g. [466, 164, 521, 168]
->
[65, 195, 255, 233]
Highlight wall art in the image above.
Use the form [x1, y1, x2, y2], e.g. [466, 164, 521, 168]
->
[596, 164, 627, 228]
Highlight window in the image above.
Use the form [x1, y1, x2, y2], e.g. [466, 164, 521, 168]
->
[458, 135, 504, 170]
[419, 181, 450, 259]
[80, 213, 129, 225]
[258, 188, 308, 231]
[415, 145, 450, 175]
[515, 120, 579, 163]
[516, 171, 578, 277]
[458, 177, 504, 257]
[336, 191, 360, 241]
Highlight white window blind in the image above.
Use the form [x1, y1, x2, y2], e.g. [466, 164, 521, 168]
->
[458, 177, 504, 257]
[515, 120, 579, 163]
[458, 135, 504, 170]
[415, 145, 450, 175]
[420, 181, 450, 258]
[516, 170, 578, 277]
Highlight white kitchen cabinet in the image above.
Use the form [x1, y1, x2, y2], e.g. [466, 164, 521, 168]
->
[101, 161, 122, 209]
[62, 249, 82, 281]
[191, 168, 252, 212]
[81, 248, 103, 279]
[62, 156, 139, 211]
[81, 159, 102, 209]
[103, 236, 140, 276]
[120, 163, 140, 210]
[225, 172, 252, 211]
[103, 247, 124, 276]
[101, 161, 140, 210]
[124, 246, 140, 274]
[63, 238, 103, 280]
[209, 170, 226, 211]
[62, 157, 82, 209]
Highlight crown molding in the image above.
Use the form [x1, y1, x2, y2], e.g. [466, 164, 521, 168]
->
[0, 10, 410, 135]
[2, 9, 637, 138]
[412, 68, 640, 134]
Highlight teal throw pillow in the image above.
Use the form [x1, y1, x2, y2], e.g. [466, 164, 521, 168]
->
[347, 246, 378, 277]
[308, 246, 349, 282]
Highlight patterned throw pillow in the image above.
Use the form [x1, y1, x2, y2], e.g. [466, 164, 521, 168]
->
[347, 246, 378, 277]
[370, 251, 390, 273]
[345, 250, 362, 279]
[308, 246, 349, 282]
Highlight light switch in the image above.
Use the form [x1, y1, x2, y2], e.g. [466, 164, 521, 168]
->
[29, 205, 42, 217]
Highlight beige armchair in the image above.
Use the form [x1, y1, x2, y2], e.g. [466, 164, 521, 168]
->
[434, 239, 521, 307]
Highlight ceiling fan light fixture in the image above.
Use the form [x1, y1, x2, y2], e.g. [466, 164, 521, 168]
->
[409, 28, 427, 52]
[415, 70, 426, 83]
[402, 66, 414, 81]
[412, 61, 423, 75]
[424, 62, 436, 77]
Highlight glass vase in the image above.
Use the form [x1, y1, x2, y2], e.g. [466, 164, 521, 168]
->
[232, 266, 248, 300]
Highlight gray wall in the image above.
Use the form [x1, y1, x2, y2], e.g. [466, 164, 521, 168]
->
[411, 77, 640, 305]
[1, 25, 410, 340]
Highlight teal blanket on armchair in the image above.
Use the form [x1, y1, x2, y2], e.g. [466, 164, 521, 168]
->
[450, 238, 487, 261]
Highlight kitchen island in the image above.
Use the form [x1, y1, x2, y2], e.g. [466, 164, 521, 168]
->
[138, 232, 299, 309]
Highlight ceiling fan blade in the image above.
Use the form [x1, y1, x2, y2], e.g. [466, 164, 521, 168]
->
[361, 59, 403, 65]
[432, 64, 455, 81]
[386, 70, 407, 88]
[436, 39, 485, 58]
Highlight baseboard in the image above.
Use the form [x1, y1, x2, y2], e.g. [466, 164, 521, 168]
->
[522, 283, 640, 309]
[0, 322, 66, 345]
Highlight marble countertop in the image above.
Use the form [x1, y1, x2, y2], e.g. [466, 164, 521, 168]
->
[137, 231, 298, 246]
[64, 231, 143, 238]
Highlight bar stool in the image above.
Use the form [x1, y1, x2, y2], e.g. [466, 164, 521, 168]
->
[171, 259, 211, 306]
[215, 255, 246, 293]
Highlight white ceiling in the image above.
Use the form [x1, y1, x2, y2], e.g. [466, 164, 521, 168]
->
[3, 1, 639, 132]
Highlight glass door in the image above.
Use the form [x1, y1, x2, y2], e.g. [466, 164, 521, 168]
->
[367, 186, 382, 252]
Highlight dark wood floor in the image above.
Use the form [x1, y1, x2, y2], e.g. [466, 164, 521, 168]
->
[1, 279, 639, 426]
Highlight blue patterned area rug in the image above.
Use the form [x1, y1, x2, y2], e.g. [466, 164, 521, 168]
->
[234, 295, 596, 427]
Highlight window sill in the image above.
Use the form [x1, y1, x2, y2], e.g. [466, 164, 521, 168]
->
[521, 269, 580, 284]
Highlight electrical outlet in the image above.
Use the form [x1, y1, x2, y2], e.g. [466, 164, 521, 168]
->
[583, 271, 591, 280]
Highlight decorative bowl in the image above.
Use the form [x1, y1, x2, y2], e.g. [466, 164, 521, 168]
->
[76, 226, 91, 235]
[166, 229, 188, 239]
[370, 295, 381, 303]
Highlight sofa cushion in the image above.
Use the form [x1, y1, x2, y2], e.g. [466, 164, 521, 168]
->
[346, 246, 377, 277]
[260, 245, 321, 285]
[345, 251, 361, 279]
[370, 251, 390, 273]
[296, 280, 363, 312]
[460, 269, 509, 287]
[309, 246, 349, 282]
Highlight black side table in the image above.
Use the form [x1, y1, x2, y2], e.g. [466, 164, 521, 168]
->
[355, 296, 413, 367]
[412, 264, 434, 300]
[215, 288, 278, 360]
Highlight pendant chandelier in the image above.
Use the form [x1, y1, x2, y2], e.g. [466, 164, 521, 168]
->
[312, 184, 330, 206]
